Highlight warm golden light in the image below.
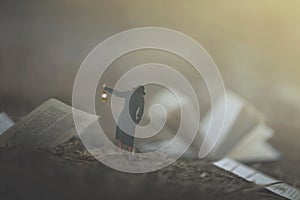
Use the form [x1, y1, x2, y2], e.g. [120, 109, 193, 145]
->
[101, 90, 108, 102]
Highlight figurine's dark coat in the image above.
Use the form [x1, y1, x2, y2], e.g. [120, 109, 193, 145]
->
[104, 87, 144, 147]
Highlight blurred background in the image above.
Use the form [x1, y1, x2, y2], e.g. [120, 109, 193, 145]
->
[0, 0, 299, 178]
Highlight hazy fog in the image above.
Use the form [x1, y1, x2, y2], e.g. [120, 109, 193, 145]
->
[1, 0, 300, 159]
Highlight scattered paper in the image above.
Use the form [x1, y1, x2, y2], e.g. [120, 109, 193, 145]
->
[214, 158, 300, 200]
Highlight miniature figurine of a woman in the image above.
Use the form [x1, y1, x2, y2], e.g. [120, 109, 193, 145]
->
[103, 83, 145, 154]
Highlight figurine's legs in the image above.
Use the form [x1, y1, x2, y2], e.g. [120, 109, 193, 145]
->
[128, 146, 135, 155]
[117, 140, 123, 155]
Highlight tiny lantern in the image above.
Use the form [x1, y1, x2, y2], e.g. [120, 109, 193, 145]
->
[101, 90, 108, 102]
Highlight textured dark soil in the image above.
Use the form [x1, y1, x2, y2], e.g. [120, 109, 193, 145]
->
[0, 139, 285, 200]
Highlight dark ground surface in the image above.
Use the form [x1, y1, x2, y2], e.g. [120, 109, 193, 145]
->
[0, 100, 298, 200]
[0, 139, 287, 200]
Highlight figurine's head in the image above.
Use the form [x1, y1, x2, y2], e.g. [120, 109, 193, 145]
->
[134, 85, 146, 96]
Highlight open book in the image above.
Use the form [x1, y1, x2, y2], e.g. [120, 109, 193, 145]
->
[137, 90, 280, 162]
[0, 99, 98, 148]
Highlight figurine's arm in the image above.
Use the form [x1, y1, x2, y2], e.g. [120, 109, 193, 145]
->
[104, 87, 129, 98]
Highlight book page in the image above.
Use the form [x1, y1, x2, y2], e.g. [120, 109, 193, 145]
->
[199, 90, 264, 160]
[0, 99, 98, 148]
[228, 123, 281, 162]
[0, 112, 14, 135]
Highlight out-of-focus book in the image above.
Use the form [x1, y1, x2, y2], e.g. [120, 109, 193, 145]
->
[137, 90, 280, 162]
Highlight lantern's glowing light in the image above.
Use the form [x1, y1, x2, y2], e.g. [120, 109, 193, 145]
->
[101, 91, 108, 102]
